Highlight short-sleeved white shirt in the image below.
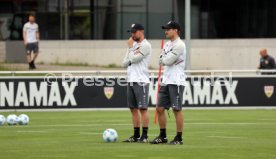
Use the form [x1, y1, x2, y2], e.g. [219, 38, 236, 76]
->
[23, 22, 39, 43]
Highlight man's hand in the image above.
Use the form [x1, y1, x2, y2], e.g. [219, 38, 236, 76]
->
[127, 37, 134, 48]
[23, 40, 27, 46]
[159, 54, 163, 65]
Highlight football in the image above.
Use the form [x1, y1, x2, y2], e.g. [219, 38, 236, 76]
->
[18, 114, 30, 125]
[0, 115, 6, 126]
[103, 129, 118, 142]
[6, 114, 18, 126]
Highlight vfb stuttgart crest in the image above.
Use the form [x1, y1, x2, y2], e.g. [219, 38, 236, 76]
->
[104, 87, 114, 99]
[264, 86, 274, 98]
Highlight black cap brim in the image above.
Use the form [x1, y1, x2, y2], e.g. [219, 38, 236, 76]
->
[161, 25, 171, 29]
[127, 28, 137, 33]
[161, 26, 167, 29]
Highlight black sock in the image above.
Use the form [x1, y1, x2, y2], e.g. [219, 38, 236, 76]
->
[141, 127, 148, 137]
[176, 132, 182, 140]
[134, 127, 140, 138]
[159, 128, 166, 138]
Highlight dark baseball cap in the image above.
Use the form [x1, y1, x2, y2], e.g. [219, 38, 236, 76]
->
[161, 21, 181, 31]
[127, 23, 144, 33]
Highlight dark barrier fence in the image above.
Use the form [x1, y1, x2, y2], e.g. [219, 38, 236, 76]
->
[0, 76, 275, 109]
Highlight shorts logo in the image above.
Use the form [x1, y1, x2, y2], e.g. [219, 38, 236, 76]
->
[104, 87, 114, 100]
[264, 86, 274, 98]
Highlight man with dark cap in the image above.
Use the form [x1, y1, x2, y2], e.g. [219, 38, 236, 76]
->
[150, 21, 186, 145]
[122, 23, 152, 143]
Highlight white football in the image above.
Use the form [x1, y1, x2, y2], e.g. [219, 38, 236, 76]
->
[0, 115, 6, 126]
[6, 114, 18, 125]
[18, 114, 30, 125]
[103, 129, 118, 142]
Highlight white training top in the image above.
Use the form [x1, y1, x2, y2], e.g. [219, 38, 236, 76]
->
[122, 39, 152, 83]
[23, 22, 39, 43]
[160, 37, 186, 86]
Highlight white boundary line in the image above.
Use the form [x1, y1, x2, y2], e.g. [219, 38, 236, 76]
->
[1, 106, 276, 112]
[2, 122, 275, 128]
[207, 136, 247, 139]
[17, 130, 49, 133]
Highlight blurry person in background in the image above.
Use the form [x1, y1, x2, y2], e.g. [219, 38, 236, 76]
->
[258, 48, 276, 75]
[23, 14, 39, 70]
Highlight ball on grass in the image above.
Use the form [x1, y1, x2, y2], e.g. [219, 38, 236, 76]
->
[18, 114, 30, 125]
[103, 129, 118, 142]
[0, 115, 6, 126]
[6, 114, 18, 126]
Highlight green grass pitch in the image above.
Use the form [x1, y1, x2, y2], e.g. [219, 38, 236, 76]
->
[0, 109, 276, 159]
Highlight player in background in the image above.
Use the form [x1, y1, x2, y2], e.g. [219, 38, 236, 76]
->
[23, 14, 39, 69]
[258, 48, 276, 75]
[122, 24, 152, 143]
[150, 21, 186, 145]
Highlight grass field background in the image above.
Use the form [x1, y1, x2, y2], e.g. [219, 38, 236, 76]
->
[0, 109, 276, 159]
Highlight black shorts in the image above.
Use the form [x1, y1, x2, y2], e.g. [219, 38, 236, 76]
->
[158, 84, 184, 111]
[127, 82, 149, 109]
[26, 42, 39, 54]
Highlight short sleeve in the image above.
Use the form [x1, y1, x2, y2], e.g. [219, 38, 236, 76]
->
[23, 24, 27, 32]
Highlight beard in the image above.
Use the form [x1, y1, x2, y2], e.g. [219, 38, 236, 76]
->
[132, 36, 140, 42]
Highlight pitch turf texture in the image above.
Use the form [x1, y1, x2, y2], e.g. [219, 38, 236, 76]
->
[0, 109, 276, 159]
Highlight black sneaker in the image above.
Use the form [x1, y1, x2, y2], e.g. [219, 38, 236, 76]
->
[137, 136, 148, 143]
[169, 136, 183, 145]
[31, 61, 36, 69]
[29, 62, 35, 70]
[123, 136, 139, 143]
[149, 136, 168, 144]
[29, 63, 33, 70]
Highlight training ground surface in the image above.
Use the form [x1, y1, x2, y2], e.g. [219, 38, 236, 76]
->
[0, 109, 276, 159]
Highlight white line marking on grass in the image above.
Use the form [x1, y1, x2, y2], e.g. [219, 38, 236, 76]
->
[11, 122, 276, 129]
[25, 123, 132, 128]
[184, 119, 215, 121]
[1, 106, 276, 112]
[207, 136, 247, 139]
[17, 122, 276, 128]
[17, 130, 48, 133]
[187, 122, 276, 125]
[79, 132, 102, 135]
[258, 119, 276, 121]
[188, 131, 225, 134]
[79, 120, 128, 123]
